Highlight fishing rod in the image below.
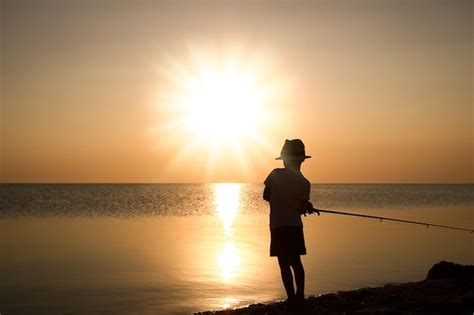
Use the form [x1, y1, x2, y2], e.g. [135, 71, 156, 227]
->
[305, 208, 474, 233]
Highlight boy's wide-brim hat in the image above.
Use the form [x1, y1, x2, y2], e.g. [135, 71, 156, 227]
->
[275, 139, 312, 160]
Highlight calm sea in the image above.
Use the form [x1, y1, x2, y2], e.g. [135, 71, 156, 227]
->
[1, 184, 473, 314]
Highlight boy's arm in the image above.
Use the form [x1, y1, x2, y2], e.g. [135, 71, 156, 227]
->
[263, 186, 271, 202]
[299, 181, 319, 216]
[300, 180, 311, 211]
[263, 170, 274, 202]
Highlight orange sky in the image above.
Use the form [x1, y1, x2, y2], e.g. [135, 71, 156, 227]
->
[1, 1, 472, 183]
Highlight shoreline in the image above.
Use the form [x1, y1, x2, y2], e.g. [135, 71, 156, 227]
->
[196, 261, 474, 314]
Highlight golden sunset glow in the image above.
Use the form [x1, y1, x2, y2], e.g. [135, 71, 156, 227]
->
[3, 1, 472, 183]
[175, 62, 265, 144]
[2, 2, 474, 315]
[214, 183, 240, 235]
[151, 48, 286, 180]
[218, 241, 240, 282]
[214, 183, 241, 282]
[220, 297, 239, 310]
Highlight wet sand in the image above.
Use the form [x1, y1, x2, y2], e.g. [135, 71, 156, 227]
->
[197, 261, 474, 314]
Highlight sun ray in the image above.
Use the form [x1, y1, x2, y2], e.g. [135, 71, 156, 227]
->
[204, 142, 220, 182]
[151, 45, 288, 180]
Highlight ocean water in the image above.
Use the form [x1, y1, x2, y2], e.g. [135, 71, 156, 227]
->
[1, 184, 473, 314]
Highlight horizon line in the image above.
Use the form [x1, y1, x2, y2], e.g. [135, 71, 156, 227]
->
[1, 182, 473, 185]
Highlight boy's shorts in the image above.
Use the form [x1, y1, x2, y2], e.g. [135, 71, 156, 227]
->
[270, 226, 306, 257]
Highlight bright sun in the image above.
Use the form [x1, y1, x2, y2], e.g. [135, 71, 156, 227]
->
[152, 46, 285, 177]
[182, 68, 264, 144]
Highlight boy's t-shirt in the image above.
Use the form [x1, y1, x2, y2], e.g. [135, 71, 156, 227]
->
[264, 168, 311, 230]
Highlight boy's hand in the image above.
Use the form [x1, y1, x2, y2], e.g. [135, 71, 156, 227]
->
[299, 201, 321, 216]
[300, 200, 313, 216]
[302, 200, 313, 210]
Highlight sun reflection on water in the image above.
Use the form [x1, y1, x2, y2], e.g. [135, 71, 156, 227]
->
[213, 183, 241, 285]
[218, 241, 239, 281]
[221, 297, 239, 310]
[214, 183, 240, 236]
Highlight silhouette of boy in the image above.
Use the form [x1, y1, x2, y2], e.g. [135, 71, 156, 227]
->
[263, 139, 315, 309]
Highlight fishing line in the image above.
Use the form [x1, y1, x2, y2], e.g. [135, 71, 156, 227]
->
[306, 208, 473, 233]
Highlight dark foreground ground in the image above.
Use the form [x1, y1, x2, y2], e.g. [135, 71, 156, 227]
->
[196, 261, 474, 314]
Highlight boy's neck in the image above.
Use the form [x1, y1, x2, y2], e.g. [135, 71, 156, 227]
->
[283, 160, 302, 172]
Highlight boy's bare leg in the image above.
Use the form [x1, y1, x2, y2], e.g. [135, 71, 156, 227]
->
[277, 256, 295, 299]
[290, 255, 305, 299]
